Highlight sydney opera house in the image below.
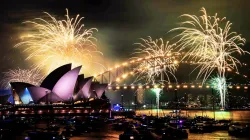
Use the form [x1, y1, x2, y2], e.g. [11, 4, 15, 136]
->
[0, 64, 108, 105]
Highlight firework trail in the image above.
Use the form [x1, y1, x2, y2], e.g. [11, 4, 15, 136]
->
[15, 9, 104, 74]
[171, 7, 248, 108]
[1, 68, 42, 89]
[208, 76, 227, 108]
[132, 36, 179, 84]
[137, 88, 144, 104]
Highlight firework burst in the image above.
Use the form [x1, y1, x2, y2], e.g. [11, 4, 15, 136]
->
[171, 7, 248, 108]
[171, 7, 247, 83]
[132, 36, 179, 84]
[1, 68, 42, 89]
[15, 9, 104, 74]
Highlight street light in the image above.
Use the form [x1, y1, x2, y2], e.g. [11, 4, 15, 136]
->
[121, 93, 124, 111]
[12, 88, 15, 105]
[185, 93, 188, 117]
[134, 92, 137, 112]
[175, 89, 178, 118]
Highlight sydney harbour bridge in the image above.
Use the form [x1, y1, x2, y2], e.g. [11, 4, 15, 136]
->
[94, 52, 249, 90]
[0, 52, 249, 119]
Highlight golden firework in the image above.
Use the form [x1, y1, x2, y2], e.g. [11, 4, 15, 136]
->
[15, 9, 104, 74]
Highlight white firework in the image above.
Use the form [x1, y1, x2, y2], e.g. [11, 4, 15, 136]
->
[1, 68, 42, 89]
[171, 7, 248, 108]
[132, 36, 179, 84]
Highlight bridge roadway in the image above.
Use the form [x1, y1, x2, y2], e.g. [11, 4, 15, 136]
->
[105, 83, 249, 90]
[0, 104, 135, 117]
[1, 104, 250, 122]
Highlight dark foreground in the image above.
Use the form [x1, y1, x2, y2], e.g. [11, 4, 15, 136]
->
[70, 130, 247, 140]
[0, 115, 250, 140]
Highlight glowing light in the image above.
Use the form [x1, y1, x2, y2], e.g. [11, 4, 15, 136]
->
[206, 85, 210, 88]
[15, 9, 104, 74]
[168, 85, 173, 88]
[172, 7, 248, 109]
[228, 86, 233, 89]
[173, 60, 178, 64]
[122, 62, 128, 66]
[146, 85, 150, 89]
[198, 85, 202, 88]
[183, 85, 188, 88]
[108, 86, 112, 90]
[236, 86, 240, 89]
[176, 85, 180, 88]
[116, 86, 120, 90]
[1, 68, 42, 89]
[191, 85, 195, 88]
[115, 65, 120, 68]
[131, 86, 135, 89]
[132, 36, 178, 84]
[154, 85, 158, 88]
[122, 74, 128, 79]
[116, 78, 120, 82]
[161, 85, 164, 88]
[138, 85, 143, 89]
[124, 86, 127, 89]
[244, 86, 248, 89]
[99, 72, 103, 75]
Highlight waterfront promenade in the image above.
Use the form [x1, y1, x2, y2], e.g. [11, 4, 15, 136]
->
[136, 109, 250, 121]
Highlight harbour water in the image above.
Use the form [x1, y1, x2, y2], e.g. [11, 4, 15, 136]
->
[136, 109, 250, 121]
[12, 119, 250, 140]
[70, 130, 246, 140]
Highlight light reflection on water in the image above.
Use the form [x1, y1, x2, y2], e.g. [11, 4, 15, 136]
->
[70, 130, 247, 140]
[70, 131, 120, 140]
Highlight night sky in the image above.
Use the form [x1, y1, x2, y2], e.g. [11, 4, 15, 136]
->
[1, 0, 250, 81]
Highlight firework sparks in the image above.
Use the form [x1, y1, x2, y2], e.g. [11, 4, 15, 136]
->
[1, 68, 43, 89]
[171, 7, 248, 108]
[137, 88, 144, 104]
[15, 9, 104, 74]
[171, 7, 247, 83]
[132, 36, 179, 84]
